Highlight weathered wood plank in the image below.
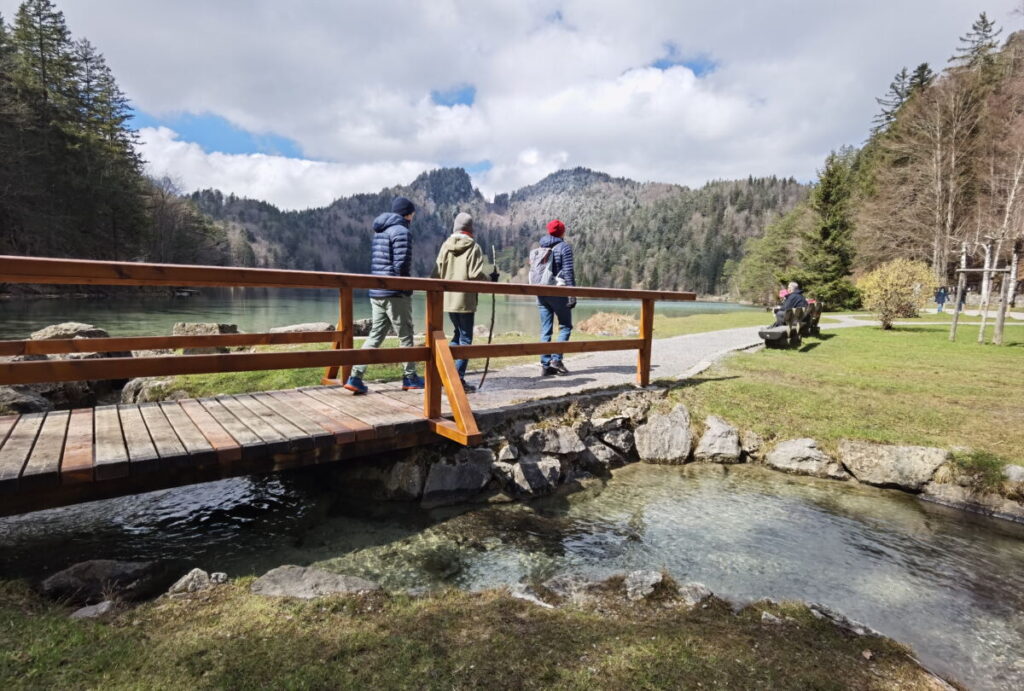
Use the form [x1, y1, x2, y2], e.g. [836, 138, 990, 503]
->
[297, 387, 383, 439]
[118, 405, 160, 472]
[178, 400, 242, 463]
[93, 405, 129, 481]
[318, 387, 419, 426]
[250, 393, 332, 449]
[158, 402, 217, 468]
[198, 398, 264, 448]
[0, 330, 344, 357]
[138, 403, 187, 461]
[234, 394, 312, 448]
[301, 387, 398, 438]
[60, 408, 94, 485]
[0, 415, 18, 450]
[20, 411, 69, 490]
[267, 390, 357, 444]
[213, 396, 289, 450]
[0, 414, 45, 491]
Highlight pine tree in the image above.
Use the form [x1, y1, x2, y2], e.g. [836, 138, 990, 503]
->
[949, 12, 1002, 71]
[908, 63, 934, 92]
[872, 67, 910, 133]
[793, 149, 860, 309]
[11, 0, 75, 117]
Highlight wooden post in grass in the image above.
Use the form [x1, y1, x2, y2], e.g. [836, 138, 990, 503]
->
[637, 299, 654, 386]
[950, 243, 967, 342]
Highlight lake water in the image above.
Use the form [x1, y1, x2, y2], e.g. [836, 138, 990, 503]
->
[0, 290, 757, 340]
[1, 464, 1022, 689]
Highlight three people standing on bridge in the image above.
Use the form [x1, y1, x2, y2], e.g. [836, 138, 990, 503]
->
[346, 198, 576, 394]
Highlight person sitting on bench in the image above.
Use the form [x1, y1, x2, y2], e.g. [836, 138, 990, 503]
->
[773, 281, 808, 326]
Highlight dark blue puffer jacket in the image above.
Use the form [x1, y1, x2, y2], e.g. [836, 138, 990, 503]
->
[539, 234, 575, 287]
[368, 213, 413, 297]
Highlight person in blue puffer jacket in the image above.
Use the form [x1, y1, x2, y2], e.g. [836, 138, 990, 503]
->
[538, 219, 576, 376]
[344, 196, 424, 394]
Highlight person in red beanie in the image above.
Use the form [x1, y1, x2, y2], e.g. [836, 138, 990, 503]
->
[528, 219, 576, 376]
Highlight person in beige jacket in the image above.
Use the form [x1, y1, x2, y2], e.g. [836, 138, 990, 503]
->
[432, 212, 498, 392]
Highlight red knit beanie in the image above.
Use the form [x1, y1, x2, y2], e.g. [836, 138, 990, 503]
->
[546, 219, 565, 236]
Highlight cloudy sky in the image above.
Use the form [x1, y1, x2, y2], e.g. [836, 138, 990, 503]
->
[3, 1, 1019, 208]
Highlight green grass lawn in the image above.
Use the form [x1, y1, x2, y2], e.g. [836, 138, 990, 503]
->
[669, 324, 1024, 465]
[0, 580, 943, 690]
[836, 310, 1024, 324]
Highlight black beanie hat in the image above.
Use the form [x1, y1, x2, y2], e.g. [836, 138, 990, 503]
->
[392, 196, 415, 216]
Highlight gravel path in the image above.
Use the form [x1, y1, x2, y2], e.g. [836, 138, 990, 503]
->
[467, 314, 986, 408]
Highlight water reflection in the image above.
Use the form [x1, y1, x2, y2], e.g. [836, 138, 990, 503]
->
[1, 463, 1022, 688]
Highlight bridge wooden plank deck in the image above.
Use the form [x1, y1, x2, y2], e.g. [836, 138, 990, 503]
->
[0, 385, 452, 517]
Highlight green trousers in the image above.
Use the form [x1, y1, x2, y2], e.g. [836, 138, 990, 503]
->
[352, 295, 417, 378]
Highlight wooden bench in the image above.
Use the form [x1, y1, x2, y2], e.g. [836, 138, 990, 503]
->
[800, 301, 823, 337]
[758, 307, 803, 349]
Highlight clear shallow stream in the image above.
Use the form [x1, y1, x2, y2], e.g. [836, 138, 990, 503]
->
[1, 464, 1022, 689]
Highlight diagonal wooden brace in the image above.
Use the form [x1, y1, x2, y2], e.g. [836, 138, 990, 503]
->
[427, 330, 482, 445]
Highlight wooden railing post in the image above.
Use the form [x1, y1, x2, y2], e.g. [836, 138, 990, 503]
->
[637, 298, 654, 387]
[322, 286, 353, 384]
[424, 290, 443, 419]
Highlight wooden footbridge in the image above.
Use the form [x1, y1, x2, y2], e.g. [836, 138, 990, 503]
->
[0, 256, 695, 516]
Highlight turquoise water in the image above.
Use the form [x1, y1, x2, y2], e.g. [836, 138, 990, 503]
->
[0, 290, 756, 340]
[0, 464, 1021, 688]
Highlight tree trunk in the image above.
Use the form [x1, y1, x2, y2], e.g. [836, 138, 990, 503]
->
[1010, 241, 1021, 309]
[994, 273, 1010, 345]
[977, 242, 994, 344]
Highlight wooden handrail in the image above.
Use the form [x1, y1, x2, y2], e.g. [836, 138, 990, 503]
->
[0, 255, 698, 446]
[0, 255, 697, 302]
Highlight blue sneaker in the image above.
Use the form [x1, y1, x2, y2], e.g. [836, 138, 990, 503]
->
[402, 374, 425, 390]
[343, 376, 368, 395]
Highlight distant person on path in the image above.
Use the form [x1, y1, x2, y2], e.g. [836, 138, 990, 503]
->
[529, 219, 576, 376]
[431, 212, 498, 393]
[773, 281, 808, 326]
[344, 196, 424, 395]
[957, 286, 968, 313]
[935, 286, 948, 313]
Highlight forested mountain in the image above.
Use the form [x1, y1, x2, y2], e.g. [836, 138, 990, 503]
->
[195, 168, 806, 295]
[0, 0, 227, 266]
[733, 14, 1024, 307]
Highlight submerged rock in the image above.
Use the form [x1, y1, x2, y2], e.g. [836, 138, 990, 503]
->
[421, 449, 494, 508]
[838, 440, 948, 490]
[635, 404, 692, 463]
[30, 322, 109, 340]
[695, 415, 742, 463]
[920, 482, 1024, 522]
[41, 560, 172, 604]
[765, 439, 849, 480]
[251, 565, 380, 599]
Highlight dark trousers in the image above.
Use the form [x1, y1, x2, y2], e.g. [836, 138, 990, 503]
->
[538, 296, 573, 366]
[448, 312, 474, 379]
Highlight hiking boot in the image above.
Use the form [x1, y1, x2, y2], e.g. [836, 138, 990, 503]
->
[541, 364, 558, 377]
[343, 376, 368, 395]
[549, 360, 570, 375]
[402, 374, 425, 390]
[460, 379, 477, 393]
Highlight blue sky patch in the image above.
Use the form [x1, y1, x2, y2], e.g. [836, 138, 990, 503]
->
[130, 110, 303, 157]
[463, 160, 493, 175]
[651, 42, 718, 77]
[431, 84, 476, 107]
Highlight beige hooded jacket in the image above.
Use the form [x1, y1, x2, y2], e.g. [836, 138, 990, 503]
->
[431, 213, 492, 313]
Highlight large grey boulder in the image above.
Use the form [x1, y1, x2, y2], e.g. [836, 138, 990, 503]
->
[167, 568, 213, 595]
[41, 560, 172, 604]
[385, 460, 426, 500]
[0, 385, 53, 414]
[121, 377, 185, 404]
[172, 322, 239, 354]
[635, 404, 692, 463]
[624, 570, 663, 601]
[694, 415, 742, 463]
[584, 436, 626, 471]
[921, 481, 1024, 522]
[523, 426, 587, 456]
[421, 448, 495, 508]
[250, 565, 380, 599]
[269, 322, 333, 334]
[765, 439, 849, 480]
[741, 430, 765, 461]
[838, 440, 949, 491]
[1003, 464, 1024, 485]
[599, 428, 636, 457]
[511, 456, 563, 495]
[30, 322, 109, 340]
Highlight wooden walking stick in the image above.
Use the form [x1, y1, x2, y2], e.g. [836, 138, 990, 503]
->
[478, 246, 499, 390]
